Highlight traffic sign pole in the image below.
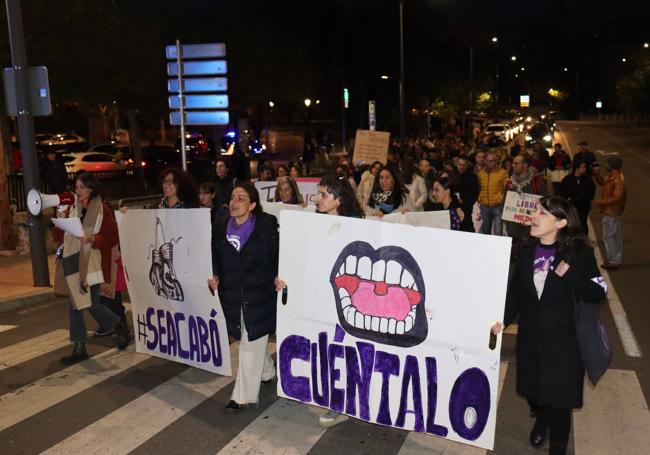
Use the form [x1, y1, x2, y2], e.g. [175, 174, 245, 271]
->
[176, 39, 187, 171]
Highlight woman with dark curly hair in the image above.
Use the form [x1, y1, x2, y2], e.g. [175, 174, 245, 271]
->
[316, 174, 363, 217]
[492, 196, 607, 455]
[365, 165, 408, 216]
[158, 167, 200, 209]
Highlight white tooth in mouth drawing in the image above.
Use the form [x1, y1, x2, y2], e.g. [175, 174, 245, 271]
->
[400, 269, 415, 289]
[388, 318, 397, 333]
[364, 314, 372, 330]
[338, 288, 350, 300]
[357, 256, 372, 279]
[346, 255, 357, 275]
[343, 311, 415, 335]
[371, 260, 386, 282]
[396, 320, 405, 335]
[385, 260, 401, 284]
[404, 315, 414, 332]
[340, 296, 352, 308]
[371, 316, 380, 332]
[338, 263, 345, 276]
[355, 312, 364, 328]
[379, 317, 388, 333]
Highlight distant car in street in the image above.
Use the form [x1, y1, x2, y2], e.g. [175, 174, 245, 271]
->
[174, 132, 211, 161]
[89, 141, 131, 157]
[36, 133, 88, 153]
[61, 152, 125, 173]
[485, 123, 512, 142]
[525, 123, 554, 147]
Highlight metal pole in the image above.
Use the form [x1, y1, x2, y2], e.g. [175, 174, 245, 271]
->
[176, 39, 187, 171]
[6, 0, 49, 286]
[469, 45, 474, 109]
[399, 0, 406, 157]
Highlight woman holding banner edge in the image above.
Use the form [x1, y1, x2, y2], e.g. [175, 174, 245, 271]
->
[275, 174, 363, 427]
[491, 196, 607, 455]
[208, 181, 279, 410]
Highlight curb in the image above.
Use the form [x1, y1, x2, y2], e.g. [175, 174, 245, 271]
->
[0, 289, 61, 314]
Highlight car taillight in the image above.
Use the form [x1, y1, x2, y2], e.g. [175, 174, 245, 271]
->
[141, 161, 146, 167]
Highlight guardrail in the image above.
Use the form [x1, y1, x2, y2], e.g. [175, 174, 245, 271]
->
[7, 170, 144, 212]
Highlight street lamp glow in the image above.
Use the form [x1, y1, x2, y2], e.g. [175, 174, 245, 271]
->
[644, 42, 649, 48]
[268, 101, 274, 108]
[511, 55, 517, 61]
[521, 67, 525, 71]
[622, 58, 627, 62]
[315, 99, 321, 104]
[564, 67, 568, 72]
[515, 74, 519, 78]
[491, 36, 498, 43]
[304, 98, 311, 107]
[380, 75, 389, 79]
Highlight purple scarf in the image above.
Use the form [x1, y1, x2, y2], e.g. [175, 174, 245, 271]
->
[226, 215, 256, 252]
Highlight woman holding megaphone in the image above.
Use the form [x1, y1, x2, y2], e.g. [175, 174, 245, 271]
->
[53, 172, 129, 364]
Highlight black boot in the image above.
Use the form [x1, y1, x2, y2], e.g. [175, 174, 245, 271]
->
[549, 440, 568, 455]
[60, 341, 89, 365]
[530, 417, 549, 448]
[114, 319, 130, 350]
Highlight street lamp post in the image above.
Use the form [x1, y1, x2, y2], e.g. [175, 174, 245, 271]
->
[399, 0, 406, 157]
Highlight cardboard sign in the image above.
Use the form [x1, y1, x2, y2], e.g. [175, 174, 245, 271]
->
[260, 201, 316, 221]
[352, 130, 391, 165]
[369, 211, 451, 230]
[502, 191, 541, 225]
[255, 178, 320, 206]
[117, 209, 231, 376]
[276, 211, 511, 450]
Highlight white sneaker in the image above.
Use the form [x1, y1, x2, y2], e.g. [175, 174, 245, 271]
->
[319, 410, 349, 428]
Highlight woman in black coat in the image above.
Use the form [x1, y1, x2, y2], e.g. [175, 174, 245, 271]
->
[208, 181, 279, 410]
[492, 196, 607, 455]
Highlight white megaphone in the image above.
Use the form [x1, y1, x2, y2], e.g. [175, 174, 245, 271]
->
[26, 189, 75, 216]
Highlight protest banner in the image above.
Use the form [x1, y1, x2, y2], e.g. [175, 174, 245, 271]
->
[502, 191, 541, 225]
[369, 211, 451, 230]
[352, 130, 391, 165]
[255, 178, 320, 206]
[259, 201, 316, 221]
[117, 209, 231, 376]
[276, 211, 511, 450]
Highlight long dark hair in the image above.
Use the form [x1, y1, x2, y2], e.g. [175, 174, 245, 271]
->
[369, 166, 408, 209]
[318, 174, 363, 218]
[76, 172, 101, 200]
[539, 196, 588, 254]
[233, 180, 264, 215]
[433, 176, 460, 205]
[159, 167, 199, 208]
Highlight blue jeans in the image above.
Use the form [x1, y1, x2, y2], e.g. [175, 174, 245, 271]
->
[69, 284, 120, 342]
[602, 215, 622, 265]
[480, 205, 503, 235]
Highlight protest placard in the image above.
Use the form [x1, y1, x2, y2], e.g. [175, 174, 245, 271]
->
[502, 191, 541, 225]
[352, 130, 391, 165]
[255, 178, 320, 206]
[117, 208, 231, 376]
[276, 211, 511, 450]
[370, 211, 451, 230]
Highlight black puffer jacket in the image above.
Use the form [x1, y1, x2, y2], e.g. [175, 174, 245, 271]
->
[211, 212, 279, 341]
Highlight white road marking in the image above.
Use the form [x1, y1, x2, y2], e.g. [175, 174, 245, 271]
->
[397, 362, 509, 454]
[595, 149, 619, 156]
[0, 329, 69, 371]
[41, 344, 240, 455]
[574, 369, 650, 454]
[0, 324, 17, 333]
[217, 398, 327, 455]
[588, 219, 642, 358]
[0, 346, 149, 431]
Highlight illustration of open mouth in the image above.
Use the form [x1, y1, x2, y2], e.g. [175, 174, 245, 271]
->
[330, 241, 427, 347]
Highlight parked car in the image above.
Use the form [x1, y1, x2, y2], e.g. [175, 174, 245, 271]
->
[485, 123, 512, 142]
[90, 141, 131, 157]
[61, 152, 125, 173]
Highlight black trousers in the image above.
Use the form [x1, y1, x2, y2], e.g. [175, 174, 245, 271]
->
[527, 397, 571, 444]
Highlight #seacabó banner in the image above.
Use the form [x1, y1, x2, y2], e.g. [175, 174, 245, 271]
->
[502, 190, 541, 225]
[117, 209, 231, 376]
[276, 211, 511, 450]
[255, 178, 320, 206]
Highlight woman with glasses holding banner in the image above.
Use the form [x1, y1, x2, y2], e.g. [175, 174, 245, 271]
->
[491, 196, 607, 455]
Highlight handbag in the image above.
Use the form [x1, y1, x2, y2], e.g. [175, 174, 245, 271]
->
[573, 294, 612, 385]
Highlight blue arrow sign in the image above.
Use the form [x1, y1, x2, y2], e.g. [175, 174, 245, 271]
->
[166, 43, 226, 60]
[167, 60, 227, 76]
[170, 111, 229, 126]
[168, 77, 228, 93]
[169, 94, 229, 109]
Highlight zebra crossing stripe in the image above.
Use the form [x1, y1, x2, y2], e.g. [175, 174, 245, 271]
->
[0, 347, 148, 431]
[573, 369, 650, 454]
[217, 399, 327, 454]
[0, 325, 17, 334]
[397, 361, 509, 454]
[0, 329, 69, 371]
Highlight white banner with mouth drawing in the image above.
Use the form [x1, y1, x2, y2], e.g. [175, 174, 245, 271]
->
[276, 211, 511, 450]
[117, 209, 231, 376]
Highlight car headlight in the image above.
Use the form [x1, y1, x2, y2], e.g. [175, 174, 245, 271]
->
[525, 135, 532, 141]
[543, 135, 552, 142]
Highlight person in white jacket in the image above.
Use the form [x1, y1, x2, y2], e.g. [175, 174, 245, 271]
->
[402, 157, 428, 212]
[356, 161, 382, 207]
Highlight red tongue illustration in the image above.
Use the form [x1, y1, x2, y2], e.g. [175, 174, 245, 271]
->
[334, 275, 421, 321]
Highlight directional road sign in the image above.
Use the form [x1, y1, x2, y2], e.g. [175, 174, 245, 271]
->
[166, 43, 226, 60]
[167, 77, 228, 93]
[168, 94, 228, 109]
[167, 61, 227, 76]
[170, 111, 229, 126]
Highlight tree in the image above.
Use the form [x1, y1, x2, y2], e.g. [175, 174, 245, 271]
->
[616, 55, 650, 113]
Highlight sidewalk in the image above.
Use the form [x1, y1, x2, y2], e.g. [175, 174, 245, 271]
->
[0, 253, 57, 314]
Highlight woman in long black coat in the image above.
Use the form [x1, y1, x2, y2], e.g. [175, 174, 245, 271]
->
[493, 196, 607, 455]
[209, 181, 279, 410]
